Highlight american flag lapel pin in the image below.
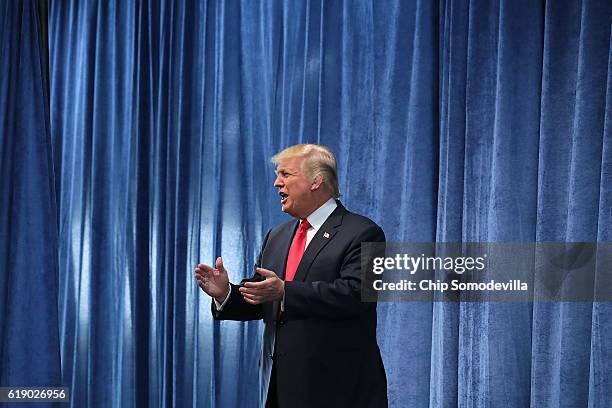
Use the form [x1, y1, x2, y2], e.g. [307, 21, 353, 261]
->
[323, 232, 330, 239]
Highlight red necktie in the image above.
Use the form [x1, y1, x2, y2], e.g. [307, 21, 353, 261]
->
[284, 219, 311, 281]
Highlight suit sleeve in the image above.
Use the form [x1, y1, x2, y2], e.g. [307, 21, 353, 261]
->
[210, 229, 272, 321]
[282, 224, 385, 321]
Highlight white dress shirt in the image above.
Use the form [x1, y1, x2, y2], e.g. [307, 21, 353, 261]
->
[303, 197, 338, 248]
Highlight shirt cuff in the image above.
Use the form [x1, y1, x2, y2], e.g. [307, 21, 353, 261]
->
[213, 283, 232, 311]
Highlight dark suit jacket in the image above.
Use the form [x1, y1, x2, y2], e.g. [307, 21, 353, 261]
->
[212, 202, 387, 408]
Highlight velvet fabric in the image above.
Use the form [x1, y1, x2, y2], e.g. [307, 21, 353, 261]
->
[0, 0, 610, 407]
[0, 0, 62, 397]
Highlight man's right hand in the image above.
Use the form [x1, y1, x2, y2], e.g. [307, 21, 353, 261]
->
[195, 257, 230, 303]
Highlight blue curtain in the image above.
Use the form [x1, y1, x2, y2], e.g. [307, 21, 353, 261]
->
[0, 0, 609, 407]
[431, 1, 612, 407]
[0, 0, 62, 398]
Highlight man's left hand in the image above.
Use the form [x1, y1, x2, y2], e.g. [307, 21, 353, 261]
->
[239, 268, 285, 304]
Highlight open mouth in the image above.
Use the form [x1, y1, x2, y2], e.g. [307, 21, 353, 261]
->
[280, 192, 288, 204]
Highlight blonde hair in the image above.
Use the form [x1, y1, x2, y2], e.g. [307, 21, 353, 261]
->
[271, 144, 341, 198]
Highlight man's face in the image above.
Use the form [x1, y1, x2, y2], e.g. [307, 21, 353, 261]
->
[274, 157, 315, 219]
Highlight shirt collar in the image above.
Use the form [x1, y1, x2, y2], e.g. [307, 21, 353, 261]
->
[304, 198, 338, 231]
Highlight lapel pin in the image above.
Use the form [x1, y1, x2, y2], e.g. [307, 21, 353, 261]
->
[323, 232, 330, 239]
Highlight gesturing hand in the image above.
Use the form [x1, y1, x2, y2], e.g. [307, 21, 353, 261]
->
[239, 268, 285, 305]
[195, 257, 230, 303]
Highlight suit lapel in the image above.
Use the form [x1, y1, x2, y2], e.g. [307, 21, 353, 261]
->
[277, 220, 299, 280]
[292, 203, 346, 282]
[265, 220, 299, 321]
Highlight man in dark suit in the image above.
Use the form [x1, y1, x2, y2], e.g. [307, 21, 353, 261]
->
[195, 144, 387, 407]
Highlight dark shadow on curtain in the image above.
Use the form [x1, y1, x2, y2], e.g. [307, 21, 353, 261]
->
[0, 0, 62, 394]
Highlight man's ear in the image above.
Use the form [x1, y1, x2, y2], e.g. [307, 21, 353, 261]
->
[310, 173, 324, 191]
